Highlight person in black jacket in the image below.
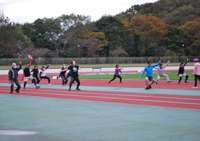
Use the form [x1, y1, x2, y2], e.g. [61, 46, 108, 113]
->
[8, 61, 22, 94]
[31, 65, 40, 84]
[59, 64, 68, 86]
[178, 58, 189, 84]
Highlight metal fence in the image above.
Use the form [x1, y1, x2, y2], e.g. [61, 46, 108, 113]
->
[0, 56, 199, 66]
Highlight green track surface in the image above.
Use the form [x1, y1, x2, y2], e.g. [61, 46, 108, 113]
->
[0, 83, 200, 141]
[79, 72, 194, 80]
[0, 94, 200, 141]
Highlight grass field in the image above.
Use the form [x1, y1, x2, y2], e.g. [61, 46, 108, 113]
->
[0, 62, 194, 70]
[79, 72, 194, 81]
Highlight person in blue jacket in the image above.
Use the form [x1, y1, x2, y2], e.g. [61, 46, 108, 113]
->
[140, 60, 161, 90]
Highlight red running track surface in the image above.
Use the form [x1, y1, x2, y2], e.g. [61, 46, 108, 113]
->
[0, 74, 198, 90]
[0, 86, 200, 110]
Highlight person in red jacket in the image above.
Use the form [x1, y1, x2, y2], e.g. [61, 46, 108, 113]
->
[21, 56, 39, 90]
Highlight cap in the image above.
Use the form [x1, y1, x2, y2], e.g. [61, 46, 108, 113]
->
[63, 64, 66, 66]
[12, 63, 16, 68]
[193, 58, 199, 62]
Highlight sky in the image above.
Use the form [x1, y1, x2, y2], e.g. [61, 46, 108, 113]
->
[0, 0, 158, 24]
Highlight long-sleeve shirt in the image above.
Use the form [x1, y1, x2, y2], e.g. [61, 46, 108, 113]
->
[141, 62, 161, 77]
[40, 66, 49, 77]
[154, 62, 169, 76]
[22, 59, 33, 79]
[8, 64, 21, 81]
[114, 68, 122, 76]
[193, 62, 200, 75]
[178, 61, 187, 75]
[31, 69, 39, 77]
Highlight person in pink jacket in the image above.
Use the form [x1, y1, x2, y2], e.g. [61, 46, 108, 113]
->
[192, 58, 200, 88]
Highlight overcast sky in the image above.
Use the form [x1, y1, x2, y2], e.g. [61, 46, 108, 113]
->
[0, 0, 158, 24]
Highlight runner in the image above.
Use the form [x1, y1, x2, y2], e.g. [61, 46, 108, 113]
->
[31, 65, 40, 85]
[61, 60, 81, 91]
[8, 61, 22, 94]
[155, 61, 171, 84]
[140, 60, 161, 90]
[21, 56, 39, 90]
[108, 65, 123, 84]
[60, 64, 68, 86]
[38, 64, 51, 85]
[178, 58, 189, 84]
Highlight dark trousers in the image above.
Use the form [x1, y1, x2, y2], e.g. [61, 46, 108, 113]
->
[39, 76, 50, 84]
[194, 74, 200, 87]
[60, 75, 68, 85]
[10, 79, 21, 93]
[179, 75, 188, 83]
[66, 73, 70, 78]
[69, 76, 80, 89]
[109, 75, 122, 83]
[33, 75, 40, 84]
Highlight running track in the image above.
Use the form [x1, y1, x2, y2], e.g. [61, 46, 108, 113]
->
[1, 86, 200, 110]
[1, 73, 200, 110]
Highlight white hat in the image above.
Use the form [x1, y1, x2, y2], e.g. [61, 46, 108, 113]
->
[12, 63, 16, 68]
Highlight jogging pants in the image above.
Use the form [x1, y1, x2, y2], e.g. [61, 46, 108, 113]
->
[194, 74, 200, 87]
[39, 76, 50, 84]
[156, 74, 170, 82]
[109, 75, 122, 83]
[60, 75, 68, 85]
[69, 76, 80, 89]
[10, 79, 21, 93]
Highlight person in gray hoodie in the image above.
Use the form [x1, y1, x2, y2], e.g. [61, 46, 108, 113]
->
[8, 61, 22, 94]
[155, 61, 171, 84]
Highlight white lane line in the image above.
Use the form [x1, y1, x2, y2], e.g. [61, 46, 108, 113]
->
[1, 89, 200, 106]
[1, 87, 200, 101]
[0, 130, 38, 135]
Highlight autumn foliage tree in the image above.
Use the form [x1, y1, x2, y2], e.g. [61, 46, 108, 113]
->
[180, 18, 200, 55]
[122, 14, 170, 56]
[123, 14, 170, 44]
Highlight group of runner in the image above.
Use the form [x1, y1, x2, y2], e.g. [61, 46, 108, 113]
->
[109, 58, 200, 90]
[8, 56, 200, 94]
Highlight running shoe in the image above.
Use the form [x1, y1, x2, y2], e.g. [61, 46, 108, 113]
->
[184, 81, 188, 84]
[149, 85, 152, 89]
[178, 82, 180, 85]
[76, 88, 81, 90]
[36, 86, 40, 90]
[167, 81, 171, 84]
[48, 84, 52, 85]
[15, 90, 20, 93]
[69, 88, 71, 92]
[145, 87, 150, 90]
[155, 82, 157, 84]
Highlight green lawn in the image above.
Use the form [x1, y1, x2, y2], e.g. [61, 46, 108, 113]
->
[79, 72, 194, 81]
[0, 62, 194, 70]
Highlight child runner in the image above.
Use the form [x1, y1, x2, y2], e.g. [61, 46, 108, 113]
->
[192, 58, 200, 88]
[21, 56, 39, 90]
[64, 60, 81, 91]
[178, 58, 189, 84]
[38, 64, 51, 85]
[31, 65, 40, 87]
[8, 61, 22, 94]
[108, 65, 123, 84]
[155, 61, 171, 84]
[140, 60, 161, 90]
[60, 64, 68, 86]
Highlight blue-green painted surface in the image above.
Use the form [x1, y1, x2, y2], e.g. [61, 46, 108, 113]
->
[0, 94, 200, 141]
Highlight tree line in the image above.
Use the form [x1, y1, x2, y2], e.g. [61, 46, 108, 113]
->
[0, 0, 200, 58]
